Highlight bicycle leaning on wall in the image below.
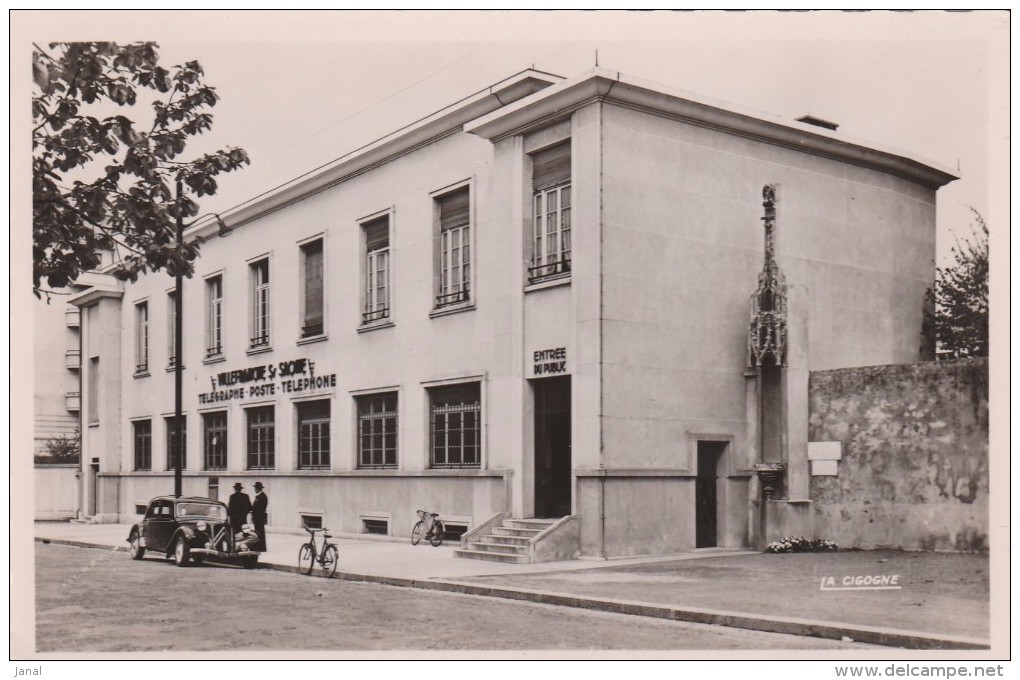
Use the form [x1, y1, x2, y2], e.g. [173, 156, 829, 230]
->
[411, 509, 445, 547]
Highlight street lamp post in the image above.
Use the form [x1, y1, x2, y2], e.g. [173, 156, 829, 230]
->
[174, 178, 184, 497]
[171, 182, 230, 498]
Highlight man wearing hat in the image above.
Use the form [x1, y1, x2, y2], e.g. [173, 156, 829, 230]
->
[252, 482, 269, 551]
[227, 482, 252, 534]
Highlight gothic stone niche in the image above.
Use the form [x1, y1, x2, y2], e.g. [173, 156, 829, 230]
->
[747, 184, 788, 368]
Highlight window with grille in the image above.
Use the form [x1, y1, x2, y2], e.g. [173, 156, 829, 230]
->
[297, 400, 331, 469]
[529, 142, 572, 284]
[301, 239, 325, 337]
[357, 392, 398, 468]
[206, 275, 223, 358]
[133, 420, 152, 471]
[363, 217, 389, 324]
[135, 301, 149, 373]
[249, 259, 271, 349]
[246, 406, 275, 470]
[429, 383, 481, 468]
[165, 415, 187, 470]
[167, 290, 178, 369]
[436, 187, 471, 307]
[203, 411, 227, 470]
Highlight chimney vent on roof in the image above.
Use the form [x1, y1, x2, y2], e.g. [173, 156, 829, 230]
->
[796, 114, 838, 131]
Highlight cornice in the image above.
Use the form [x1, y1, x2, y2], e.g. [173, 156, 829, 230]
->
[465, 68, 958, 190]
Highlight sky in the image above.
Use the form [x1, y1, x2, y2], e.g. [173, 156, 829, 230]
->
[14, 10, 1008, 264]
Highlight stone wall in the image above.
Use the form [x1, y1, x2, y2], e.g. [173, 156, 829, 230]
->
[806, 358, 988, 552]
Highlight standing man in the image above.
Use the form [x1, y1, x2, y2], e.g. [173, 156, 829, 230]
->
[227, 482, 252, 534]
[252, 481, 269, 551]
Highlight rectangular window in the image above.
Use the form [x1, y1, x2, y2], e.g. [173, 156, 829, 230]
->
[250, 259, 271, 349]
[246, 406, 275, 470]
[165, 415, 187, 470]
[301, 240, 324, 337]
[529, 142, 572, 284]
[135, 301, 149, 373]
[206, 275, 223, 358]
[436, 187, 471, 308]
[87, 357, 100, 424]
[363, 217, 389, 324]
[297, 400, 331, 469]
[167, 290, 178, 369]
[203, 411, 227, 470]
[357, 393, 398, 469]
[429, 383, 481, 469]
[133, 420, 152, 471]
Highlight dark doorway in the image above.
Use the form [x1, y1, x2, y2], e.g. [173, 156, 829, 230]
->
[533, 376, 571, 518]
[695, 441, 726, 548]
[88, 458, 99, 516]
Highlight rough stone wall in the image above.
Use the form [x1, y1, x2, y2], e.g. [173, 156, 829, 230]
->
[807, 358, 988, 552]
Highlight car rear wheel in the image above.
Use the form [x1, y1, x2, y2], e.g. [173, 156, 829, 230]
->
[129, 532, 145, 560]
[173, 539, 190, 567]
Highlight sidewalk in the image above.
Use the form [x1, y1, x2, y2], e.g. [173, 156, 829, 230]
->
[34, 521, 990, 650]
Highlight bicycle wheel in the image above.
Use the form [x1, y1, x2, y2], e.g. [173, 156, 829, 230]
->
[298, 543, 314, 575]
[322, 544, 339, 578]
[429, 520, 445, 547]
[411, 520, 425, 545]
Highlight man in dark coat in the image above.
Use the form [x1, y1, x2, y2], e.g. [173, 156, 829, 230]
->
[252, 481, 269, 551]
[227, 482, 252, 534]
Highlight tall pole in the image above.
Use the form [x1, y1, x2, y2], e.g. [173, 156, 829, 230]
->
[174, 178, 184, 498]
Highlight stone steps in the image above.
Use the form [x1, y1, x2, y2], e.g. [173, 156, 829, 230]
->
[455, 518, 558, 563]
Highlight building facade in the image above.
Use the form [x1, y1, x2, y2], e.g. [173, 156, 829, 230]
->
[69, 68, 956, 558]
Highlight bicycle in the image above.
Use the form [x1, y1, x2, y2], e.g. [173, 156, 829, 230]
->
[297, 524, 339, 577]
[411, 509, 445, 547]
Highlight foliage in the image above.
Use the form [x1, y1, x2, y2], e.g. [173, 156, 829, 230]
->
[925, 209, 989, 359]
[765, 535, 838, 554]
[35, 427, 80, 464]
[32, 42, 250, 296]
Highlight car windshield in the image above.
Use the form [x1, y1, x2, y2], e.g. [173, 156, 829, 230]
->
[176, 502, 227, 520]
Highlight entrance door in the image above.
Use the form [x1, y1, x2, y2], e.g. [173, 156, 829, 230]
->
[87, 459, 99, 517]
[533, 376, 571, 518]
[696, 442, 725, 548]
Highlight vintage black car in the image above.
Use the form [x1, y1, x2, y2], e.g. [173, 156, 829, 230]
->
[127, 496, 261, 568]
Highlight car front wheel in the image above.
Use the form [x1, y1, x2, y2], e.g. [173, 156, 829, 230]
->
[129, 532, 145, 560]
[173, 539, 190, 567]
[242, 555, 259, 570]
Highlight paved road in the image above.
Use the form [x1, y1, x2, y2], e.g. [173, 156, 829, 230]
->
[34, 544, 874, 653]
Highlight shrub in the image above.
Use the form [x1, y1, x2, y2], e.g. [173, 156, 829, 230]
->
[766, 535, 838, 554]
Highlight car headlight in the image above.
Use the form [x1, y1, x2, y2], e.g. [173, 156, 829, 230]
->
[196, 521, 207, 531]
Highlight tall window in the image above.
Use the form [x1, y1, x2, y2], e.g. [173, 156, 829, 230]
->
[246, 406, 275, 469]
[529, 142, 572, 283]
[297, 400, 330, 469]
[87, 357, 100, 424]
[133, 420, 152, 471]
[301, 239, 324, 337]
[203, 411, 227, 470]
[249, 259, 271, 349]
[436, 187, 471, 308]
[165, 415, 187, 470]
[357, 393, 398, 469]
[135, 301, 149, 373]
[206, 275, 223, 358]
[429, 383, 481, 468]
[167, 290, 178, 368]
[363, 217, 389, 323]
